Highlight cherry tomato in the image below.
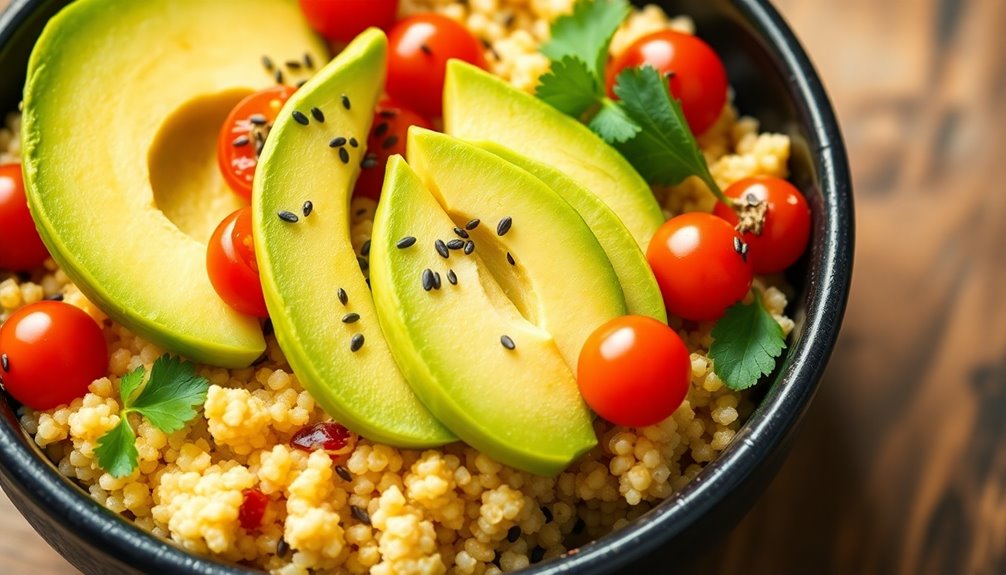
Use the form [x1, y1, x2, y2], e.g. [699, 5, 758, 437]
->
[239, 488, 268, 531]
[354, 99, 434, 201]
[387, 13, 487, 119]
[607, 30, 728, 136]
[217, 85, 296, 201]
[577, 315, 690, 428]
[207, 207, 268, 318]
[299, 0, 400, 44]
[713, 176, 812, 274]
[647, 212, 753, 322]
[0, 301, 107, 410]
[0, 164, 49, 271]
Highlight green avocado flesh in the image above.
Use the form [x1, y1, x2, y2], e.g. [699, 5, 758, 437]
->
[253, 30, 454, 448]
[443, 61, 666, 251]
[371, 153, 603, 476]
[21, 0, 328, 367]
[478, 143, 667, 323]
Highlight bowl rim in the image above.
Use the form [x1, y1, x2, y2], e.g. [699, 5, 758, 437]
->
[0, 0, 853, 573]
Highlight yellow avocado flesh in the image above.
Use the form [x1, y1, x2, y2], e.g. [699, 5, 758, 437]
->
[21, 0, 327, 367]
[406, 129, 627, 369]
[253, 30, 454, 448]
[371, 156, 598, 476]
[443, 61, 666, 251]
[478, 142, 667, 323]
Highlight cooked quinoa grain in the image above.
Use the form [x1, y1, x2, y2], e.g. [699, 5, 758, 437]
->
[1, 2, 798, 573]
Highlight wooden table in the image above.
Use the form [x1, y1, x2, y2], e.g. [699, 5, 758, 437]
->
[1, 0, 1003, 573]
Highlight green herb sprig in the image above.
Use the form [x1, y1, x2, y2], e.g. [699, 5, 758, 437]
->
[710, 292, 788, 391]
[95, 354, 209, 478]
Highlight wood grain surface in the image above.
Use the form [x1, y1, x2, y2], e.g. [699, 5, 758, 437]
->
[1, 0, 1003, 573]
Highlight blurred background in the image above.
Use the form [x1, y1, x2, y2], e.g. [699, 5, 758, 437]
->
[1, 0, 1004, 573]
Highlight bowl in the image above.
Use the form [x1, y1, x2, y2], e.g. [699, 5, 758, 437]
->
[0, 0, 853, 573]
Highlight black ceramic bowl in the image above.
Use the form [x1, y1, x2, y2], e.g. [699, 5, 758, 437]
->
[0, 0, 853, 573]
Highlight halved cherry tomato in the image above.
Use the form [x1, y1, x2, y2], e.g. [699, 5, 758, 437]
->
[217, 86, 296, 201]
[207, 207, 268, 318]
[0, 301, 107, 410]
[354, 99, 433, 201]
[577, 315, 690, 428]
[607, 30, 728, 136]
[713, 176, 811, 274]
[299, 0, 400, 44]
[647, 212, 753, 322]
[386, 13, 487, 119]
[0, 163, 49, 271]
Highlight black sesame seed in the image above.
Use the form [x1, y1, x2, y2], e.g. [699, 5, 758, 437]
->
[530, 546, 546, 564]
[420, 43, 433, 56]
[447, 269, 458, 285]
[341, 94, 352, 110]
[339, 147, 351, 164]
[350, 334, 365, 352]
[446, 239, 464, 250]
[435, 239, 450, 259]
[397, 236, 417, 249]
[330, 137, 347, 148]
[304, 53, 314, 69]
[274, 69, 284, 84]
[302, 201, 314, 217]
[337, 288, 349, 306]
[335, 465, 353, 481]
[357, 256, 369, 271]
[506, 526, 522, 543]
[507, 252, 515, 266]
[292, 110, 310, 126]
[433, 272, 442, 290]
[250, 114, 268, 126]
[501, 335, 516, 350]
[361, 240, 372, 256]
[422, 268, 435, 292]
[278, 211, 299, 223]
[453, 227, 470, 239]
[285, 59, 302, 70]
[1, 354, 8, 373]
[342, 313, 361, 324]
[232, 135, 250, 148]
[276, 538, 290, 558]
[262, 55, 275, 71]
[263, 318, 274, 336]
[382, 135, 399, 150]
[349, 137, 359, 148]
[497, 216, 513, 236]
[310, 107, 325, 122]
[541, 506, 554, 523]
[465, 219, 481, 231]
[351, 505, 372, 525]
[464, 240, 475, 255]
[375, 123, 390, 138]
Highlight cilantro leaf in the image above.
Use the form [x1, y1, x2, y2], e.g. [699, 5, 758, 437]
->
[536, 56, 602, 118]
[540, 0, 630, 83]
[709, 293, 787, 391]
[94, 417, 138, 479]
[588, 99, 640, 144]
[130, 355, 209, 433]
[613, 66, 723, 198]
[118, 365, 145, 406]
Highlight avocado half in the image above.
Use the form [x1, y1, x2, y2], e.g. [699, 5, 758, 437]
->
[21, 0, 328, 367]
[253, 30, 454, 448]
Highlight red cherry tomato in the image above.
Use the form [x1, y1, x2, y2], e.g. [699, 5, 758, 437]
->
[713, 176, 811, 274]
[299, 0, 400, 44]
[206, 207, 268, 318]
[239, 488, 268, 531]
[217, 86, 296, 201]
[0, 301, 107, 410]
[577, 315, 690, 428]
[354, 99, 434, 201]
[387, 13, 487, 119]
[607, 30, 728, 136]
[647, 212, 753, 322]
[0, 164, 49, 271]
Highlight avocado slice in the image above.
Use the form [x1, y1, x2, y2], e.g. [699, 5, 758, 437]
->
[253, 30, 454, 448]
[477, 142, 667, 323]
[21, 0, 327, 367]
[443, 61, 666, 251]
[370, 154, 601, 475]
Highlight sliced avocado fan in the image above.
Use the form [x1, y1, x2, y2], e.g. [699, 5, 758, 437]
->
[253, 30, 454, 448]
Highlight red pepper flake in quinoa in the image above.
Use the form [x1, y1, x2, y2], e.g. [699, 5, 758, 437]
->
[238, 488, 268, 531]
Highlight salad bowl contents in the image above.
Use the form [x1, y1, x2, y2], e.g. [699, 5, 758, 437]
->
[0, 0, 852, 574]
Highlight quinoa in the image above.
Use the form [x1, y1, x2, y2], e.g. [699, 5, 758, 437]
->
[1, 2, 798, 574]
